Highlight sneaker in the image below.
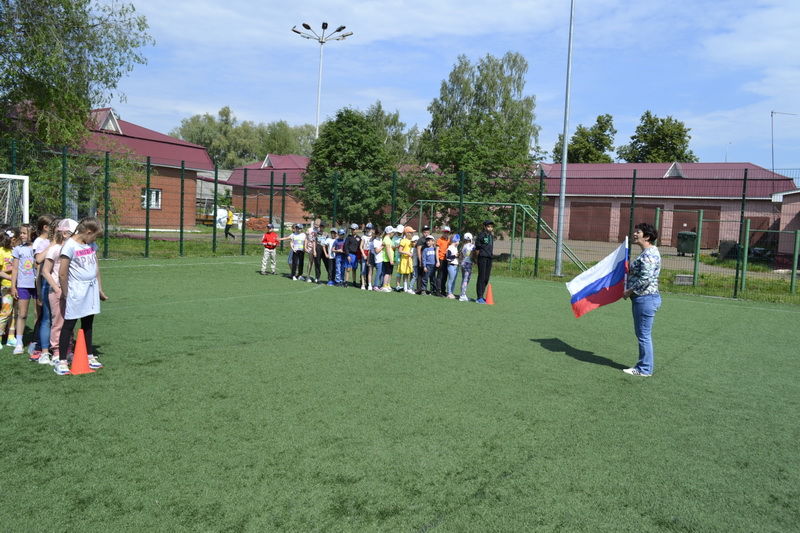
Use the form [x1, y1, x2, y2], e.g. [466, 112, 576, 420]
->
[27, 342, 38, 355]
[447, 294, 456, 299]
[87, 356, 103, 369]
[622, 368, 651, 377]
[292, 276, 298, 281]
[476, 298, 486, 304]
[381, 287, 392, 292]
[405, 289, 415, 294]
[327, 281, 335, 286]
[48, 353, 58, 366]
[37, 353, 51, 365]
[459, 295, 469, 302]
[260, 271, 267, 275]
[298, 276, 305, 281]
[361, 286, 366, 290]
[306, 277, 313, 283]
[28, 350, 42, 362]
[6, 337, 17, 347]
[13, 344, 24, 355]
[54, 361, 70, 375]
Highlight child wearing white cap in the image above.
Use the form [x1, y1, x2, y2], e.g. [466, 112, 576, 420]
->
[459, 232, 475, 301]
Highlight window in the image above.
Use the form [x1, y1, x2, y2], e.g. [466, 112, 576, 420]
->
[141, 188, 162, 210]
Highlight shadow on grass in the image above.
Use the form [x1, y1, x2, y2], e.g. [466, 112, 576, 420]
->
[530, 338, 626, 370]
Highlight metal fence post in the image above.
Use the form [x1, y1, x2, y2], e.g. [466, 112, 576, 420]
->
[145, 156, 151, 258]
[332, 171, 339, 224]
[733, 168, 748, 298]
[212, 164, 219, 254]
[628, 169, 638, 239]
[280, 172, 287, 250]
[241, 168, 248, 255]
[654, 207, 661, 246]
[458, 170, 465, 233]
[391, 171, 397, 223]
[510, 205, 517, 271]
[519, 210, 526, 272]
[61, 147, 68, 217]
[103, 152, 110, 258]
[791, 230, 800, 294]
[269, 170, 275, 223]
[692, 209, 703, 286]
[179, 161, 185, 256]
[741, 218, 750, 291]
[534, 170, 544, 277]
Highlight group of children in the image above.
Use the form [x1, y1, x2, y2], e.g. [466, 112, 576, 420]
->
[1, 214, 107, 376]
[260, 221, 491, 302]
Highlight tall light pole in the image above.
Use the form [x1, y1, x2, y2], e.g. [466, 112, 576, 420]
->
[554, 0, 575, 277]
[771, 110, 798, 174]
[292, 22, 353, 138]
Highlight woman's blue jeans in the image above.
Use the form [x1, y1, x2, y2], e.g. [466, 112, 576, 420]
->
[631, 293, 661, 375]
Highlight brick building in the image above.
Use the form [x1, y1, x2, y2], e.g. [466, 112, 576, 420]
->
[85, 108, 214, 229]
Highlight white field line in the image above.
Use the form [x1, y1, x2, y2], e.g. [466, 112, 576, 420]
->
[102, 260, 256, 270]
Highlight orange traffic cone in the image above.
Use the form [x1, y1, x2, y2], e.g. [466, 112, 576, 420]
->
[69, 329, 95, 375]
[485, 283, 495, 305]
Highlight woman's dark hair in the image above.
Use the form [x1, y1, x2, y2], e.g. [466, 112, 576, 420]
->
[75, 217, 104, 236]
[635, 222, 658, 243]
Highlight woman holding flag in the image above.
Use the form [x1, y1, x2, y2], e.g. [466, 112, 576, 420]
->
[623, 223, 662, 377]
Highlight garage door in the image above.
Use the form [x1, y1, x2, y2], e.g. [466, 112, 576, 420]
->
[672, 205, 721, 248]
[569, 202, 611, 241]
[617, 203, 663, 242]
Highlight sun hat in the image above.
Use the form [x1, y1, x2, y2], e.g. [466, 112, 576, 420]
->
[338, 228, 345, 235]
[411, 235, 419, 242]
[57, 218, 79, 233]
[463, 232, 473, 241]
[384, 225, 395, 234]
[350, 223, 358, 230]
[451, 234, 461, 243]
[404, 225, 415, 233]
[442, 225, 451, 232]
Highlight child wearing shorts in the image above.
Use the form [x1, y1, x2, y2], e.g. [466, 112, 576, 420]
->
[11, 224, 37, 355]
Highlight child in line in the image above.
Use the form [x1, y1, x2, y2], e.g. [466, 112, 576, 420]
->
[371, 231, 384, 290]
[32, 214, 55, 361]
[3, 227, 19, 347]
[398, 226, 415, 293]
[393, 225, 404, 291]
[325, 229, 337, 285]
[42, 219, 77, 365]
[333, 229, 347, 286]
[0, 228, 15, 347]
[409, 234, 419, 291]
[55, 217, 107, 376]
[304, 226, 319, 283]
[280, 224, 306, 280]
[10, 224, 37, 355]
[360, 224, 373, 290]
[381, 226, 395, 292]
[459, 232, 475, 302]
[445, 233, 461, 299]
[421, 235, 438, 294]
[435, 227, 451, 296]
[260, 224, 279, 275]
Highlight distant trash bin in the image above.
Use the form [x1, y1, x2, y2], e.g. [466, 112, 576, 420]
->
[677, 231, 697, 256]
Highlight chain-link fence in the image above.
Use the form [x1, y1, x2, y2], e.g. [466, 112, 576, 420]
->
[2, 138, 799, 302]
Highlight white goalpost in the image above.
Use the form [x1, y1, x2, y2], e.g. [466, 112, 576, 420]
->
[0, 174, 30, 225]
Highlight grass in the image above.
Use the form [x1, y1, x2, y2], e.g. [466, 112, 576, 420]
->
[698, 254, 774, 273]
[1, 256, 798, 531]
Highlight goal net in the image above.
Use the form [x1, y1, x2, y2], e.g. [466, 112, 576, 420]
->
[0, 174, 29, 226]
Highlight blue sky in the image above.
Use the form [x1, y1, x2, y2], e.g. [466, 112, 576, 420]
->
[111, 0, 800, 168]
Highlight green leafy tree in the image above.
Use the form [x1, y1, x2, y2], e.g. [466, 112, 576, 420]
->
[552, 114, 617, 163]
[365, 101, 418, 167]
[616, 111, 698, 162]
[416, 52, 540, 230]
[0, 0, 153, 147]
[298, 108, 393, 225]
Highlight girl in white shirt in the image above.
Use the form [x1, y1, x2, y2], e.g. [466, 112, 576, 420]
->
[280, 224, 307, 280]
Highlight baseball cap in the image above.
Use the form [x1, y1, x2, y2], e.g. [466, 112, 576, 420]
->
[330, 229, 337, 234]
[452, 234, 461, 243]
[422, 225, 430, 231]
[267, 223, 274, 229]
[350, 223, 358, 230]
[442, 225, 451, 232]
[411, 235, 419, 242]
[365, 222, 374, 229]
[338, 228, 345, 235]
[404, 225, 415, 233]
[384, 225, 394, 233]
[395, 224, 405, 233]
[425, 235, 434, 241]
[483, 220, 494, 226]
[463, 232, 473, 241]
[57, 218, 79, 233]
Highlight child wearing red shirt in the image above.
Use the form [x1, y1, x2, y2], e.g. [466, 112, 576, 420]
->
[260, 224, 279, 275]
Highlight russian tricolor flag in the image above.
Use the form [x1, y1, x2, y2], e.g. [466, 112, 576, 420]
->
[565, 239, 629, 318]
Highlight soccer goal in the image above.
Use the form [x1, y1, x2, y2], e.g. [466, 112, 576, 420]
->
[0, 174, 30, 225]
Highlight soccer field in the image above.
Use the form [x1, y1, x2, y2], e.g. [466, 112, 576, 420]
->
[1, 256, 798, 531]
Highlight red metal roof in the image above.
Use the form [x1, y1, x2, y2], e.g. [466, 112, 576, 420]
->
[226, 154, 309, 187]
[539, 163, 795, 199]
[84, 109, 214, 171]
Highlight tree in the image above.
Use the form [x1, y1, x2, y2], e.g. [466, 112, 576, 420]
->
[298, 107, 394, 224]
[365, 101, 418, 167]
[171, 108, 316, 167]
[552, 114, 616, 163]
[417, 52, 540, 229]
[616, 111, 698, 162]
[0, 0, 153, 147]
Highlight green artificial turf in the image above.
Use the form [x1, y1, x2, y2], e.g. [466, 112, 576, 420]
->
[0, 257, 798, 531]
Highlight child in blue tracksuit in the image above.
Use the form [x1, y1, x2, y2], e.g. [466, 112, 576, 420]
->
[421, 236, 438, 294]
[333, 229, 346, 285]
